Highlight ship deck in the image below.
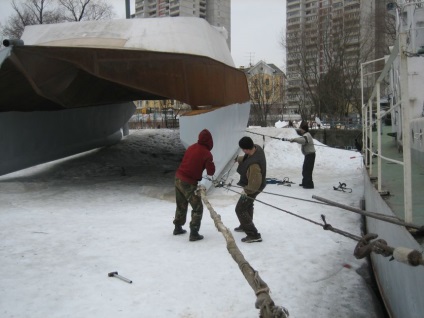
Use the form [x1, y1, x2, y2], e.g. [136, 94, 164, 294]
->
[367, 124, 424, 245]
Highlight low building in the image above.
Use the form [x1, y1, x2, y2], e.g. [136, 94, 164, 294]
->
[241, 61, 286, 126]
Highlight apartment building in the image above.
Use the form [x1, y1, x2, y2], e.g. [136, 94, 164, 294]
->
[285, 0, 375, 117]
[134, 0, 231, 49]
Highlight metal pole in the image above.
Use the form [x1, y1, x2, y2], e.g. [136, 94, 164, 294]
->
[364, 106, 368, 166]
[369, 99, 373, 175]
[312, 195, 423, 231]
[125, 0, 131, 19]
[399, 32, 413, 223]
[376, 82, 382, 192]
[361, 63, 366, 165]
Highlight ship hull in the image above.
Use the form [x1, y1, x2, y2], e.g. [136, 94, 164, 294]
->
[0, 102, 135, 176]
[179, 102, 251, 188]
[364, 173, 424, 318]
[0, 17, 250, 176]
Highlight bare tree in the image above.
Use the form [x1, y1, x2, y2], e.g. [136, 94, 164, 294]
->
[1, 0, 61, 39]
[1, 0, 115, 40]
[58, 0, 114, 22]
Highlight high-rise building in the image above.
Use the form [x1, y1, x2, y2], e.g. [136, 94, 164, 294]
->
[285, 0, 376, 117]
[134, 0, 231, 49]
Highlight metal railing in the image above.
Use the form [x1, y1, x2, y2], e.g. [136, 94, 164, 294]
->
[360, 31, 413, 222]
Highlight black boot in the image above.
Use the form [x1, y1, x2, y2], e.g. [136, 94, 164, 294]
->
[173, 225, 187, 235]
[241, 233, 262, 243]
[189, 231, 204, 241]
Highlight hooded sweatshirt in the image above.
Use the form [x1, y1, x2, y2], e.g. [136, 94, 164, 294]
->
[176, 129, 215, 185]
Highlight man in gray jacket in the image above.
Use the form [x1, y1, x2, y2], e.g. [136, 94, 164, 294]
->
[283, 121, 316, 189]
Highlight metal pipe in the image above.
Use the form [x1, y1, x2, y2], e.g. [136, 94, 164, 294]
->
[399, 32, 413, 223]
[312, 195, 423, 231]
[377, 82, 382, 192]
[2, 39, 24, 47]
[125, 0, 131, 19]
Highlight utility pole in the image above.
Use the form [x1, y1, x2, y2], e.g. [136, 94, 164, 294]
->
[125, 0, 131, 19]
[246, 52, 255, 67]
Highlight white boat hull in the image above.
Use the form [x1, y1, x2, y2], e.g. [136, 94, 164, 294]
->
[0, 17, 250, 176]
[180, 102, 251, 189]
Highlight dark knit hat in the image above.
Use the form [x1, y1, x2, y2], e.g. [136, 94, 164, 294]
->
[239, 136, 254, 149]
[300, 121, 309, 132]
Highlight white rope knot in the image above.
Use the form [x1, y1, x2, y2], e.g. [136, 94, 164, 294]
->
[393, 247, 424, 266]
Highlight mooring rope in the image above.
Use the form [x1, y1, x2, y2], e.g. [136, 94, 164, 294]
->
[246, 130, 358, 151]
[226, 182, 330, 206]
[215, 183, 424, 267]
[222, 185, 336, 228]
[206, 140, 424, 269]
[209, 178, 415, 227]
[198, 186, 290, 318]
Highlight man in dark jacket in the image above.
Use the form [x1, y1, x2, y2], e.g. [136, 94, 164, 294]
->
[234, 136, 266, 243]
[173, 129, 215, 241]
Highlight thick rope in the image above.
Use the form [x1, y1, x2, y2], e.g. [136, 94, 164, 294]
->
[198, 186, 290, 318]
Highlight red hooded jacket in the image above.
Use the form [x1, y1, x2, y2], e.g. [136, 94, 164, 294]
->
[176, 129, 216, 185]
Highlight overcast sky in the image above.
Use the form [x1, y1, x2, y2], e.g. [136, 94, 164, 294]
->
[0, 0, 286, 69]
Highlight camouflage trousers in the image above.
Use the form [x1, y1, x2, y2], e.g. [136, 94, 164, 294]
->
[173, 178, 203, 232]
[235, 191, 260, 237]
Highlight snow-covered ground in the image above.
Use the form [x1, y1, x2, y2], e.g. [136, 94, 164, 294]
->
[0, 127, 385, 318]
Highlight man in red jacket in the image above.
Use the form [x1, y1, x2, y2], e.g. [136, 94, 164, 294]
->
[173, 129, 215, 241]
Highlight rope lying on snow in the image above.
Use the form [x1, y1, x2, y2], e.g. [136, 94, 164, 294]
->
[197, 186, 290, 318]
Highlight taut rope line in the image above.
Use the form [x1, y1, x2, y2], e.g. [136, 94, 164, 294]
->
[246, 130, 330, 148]
[227, 182, 330, 206]
[246, 130, 358, 151]
[223, 186, 324, 227]
[218, 184, 424, 267]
